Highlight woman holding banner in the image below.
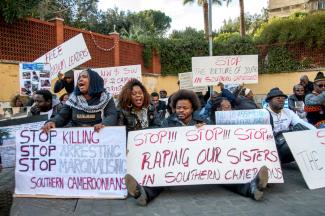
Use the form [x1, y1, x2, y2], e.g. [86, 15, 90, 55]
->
[42, 69, 117, 132]
[125, 89, 269, 206]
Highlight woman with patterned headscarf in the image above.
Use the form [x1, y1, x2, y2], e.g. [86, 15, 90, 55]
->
[42, 69, 117, 132]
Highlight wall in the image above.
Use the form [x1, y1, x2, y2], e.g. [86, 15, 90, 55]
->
[0, 62, 322, 101]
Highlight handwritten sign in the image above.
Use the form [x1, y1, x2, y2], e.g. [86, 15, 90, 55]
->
[215, 110, 270, 125]
[192, 55, 258, 86]
[15, 127, 127, 198]
[19, 63, 51, 96]
[283, 129, 325, 189]
[127, 125, 283, 187]
[178, 72, 208, 92]
[0, 117, 46, 168]
[75, 65, 141, 96]
[34, 33, 91, 79]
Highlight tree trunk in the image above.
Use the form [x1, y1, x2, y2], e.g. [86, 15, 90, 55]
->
[239, 0, 245, 37]
[203, 1, 209, 39]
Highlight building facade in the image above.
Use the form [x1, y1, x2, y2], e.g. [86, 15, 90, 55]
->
[269, 0, 325, 17]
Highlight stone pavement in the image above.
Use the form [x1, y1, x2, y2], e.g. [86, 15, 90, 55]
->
[1, 163, 325, 216]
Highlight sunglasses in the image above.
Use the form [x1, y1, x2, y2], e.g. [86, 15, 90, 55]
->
[317, 84, 325, 88]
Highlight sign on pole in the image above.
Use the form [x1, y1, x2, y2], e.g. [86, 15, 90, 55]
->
[283, 129, 325, 190]
[34, 33, 91, 79]
[15, 127, 127, 198]
[178, 72, 208, 92]
[19, 63, 51, 96]
[192, 55, 258, 86]
[127, 125, 283, 187]
[215, 109, 270, 125]
[75, 65, 141, 96]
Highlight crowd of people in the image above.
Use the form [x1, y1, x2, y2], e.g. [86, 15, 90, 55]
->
[1, 69, 324, 206]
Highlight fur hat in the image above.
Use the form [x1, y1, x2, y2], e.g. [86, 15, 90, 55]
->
[265, 87, 287, 102]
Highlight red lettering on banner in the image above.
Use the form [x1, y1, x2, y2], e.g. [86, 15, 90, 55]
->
[317, 130, 325, 145]
[196, 147, 222, 165]
[215, 56, 240, 66]
[227, 148, 278, 164]
[185, 127, 229, 142]
[62, 130, 99, 144]
[67, 177, 125, 190]
[234, 127, 269, 140]
[165, 169, 220, 184]
[141, 148, 189, 170]
[142, 174, 155, 185]
[133, 130, 177, 146]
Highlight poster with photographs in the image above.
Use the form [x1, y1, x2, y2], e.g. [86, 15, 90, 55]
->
[19, 63, 51, 96]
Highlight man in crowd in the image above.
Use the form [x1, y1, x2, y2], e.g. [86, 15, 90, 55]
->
[53, 70, 74, 94]
[28, 89, 63, 119]
[150, 92, 167, 119]
[300, 75, 314, 95]
[159, 89, 168, 105]
[288, 84, 306, 120]
[305, 71, 325, 128]
[265, 87, 315, 163]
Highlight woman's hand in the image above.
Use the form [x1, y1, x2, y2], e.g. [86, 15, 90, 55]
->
[42, 122, 56, 133]
[94, 123, 105, 133]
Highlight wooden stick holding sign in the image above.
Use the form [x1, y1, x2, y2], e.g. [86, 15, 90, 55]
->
[127, 125, 283, 187]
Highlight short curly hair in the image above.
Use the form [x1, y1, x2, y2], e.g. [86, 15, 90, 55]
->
[118, 79, 150, 110]
[171, 89, 201, 112]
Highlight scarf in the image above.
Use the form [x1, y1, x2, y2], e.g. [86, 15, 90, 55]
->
[66, 91, 112, 113]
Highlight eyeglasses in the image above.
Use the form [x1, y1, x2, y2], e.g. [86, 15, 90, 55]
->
[317, 84, 325, 88]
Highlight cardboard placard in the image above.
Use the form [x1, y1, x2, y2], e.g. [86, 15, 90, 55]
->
[192, 55, 258, 86]
[215, 109, 270, 125]
[179, 72, 208, 92]
[283, 129, 325, 189]
[127, 125, 283, 187]
[15, 127, 127, 198]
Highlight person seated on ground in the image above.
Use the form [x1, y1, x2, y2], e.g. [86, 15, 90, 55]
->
[304, 71, 325, 128]
[117, 79, 162, 132]
[208, 97, 232, 124]
[59, 93, 69, 104]
[300, 75, 314, 95]
[42, 69, 117, 133]
[53, 70, 74, 94]
[159, 89, 168, 105]
[125, 89, 269, 206]
[28, 89, 63, 119]
[265, 87, 315, 164]
[150, 92, 167, 120]
[200, 91, 220, 118]
[217, 82, 236, 106]
[288, 84, 306, 120]
[234, 87, 260, 110]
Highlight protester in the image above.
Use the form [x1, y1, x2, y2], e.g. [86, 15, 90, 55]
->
[59, 93, 69, 104]
[208, 97, 232, 124]
[10, 95, 29, 108]
[42, 69, 117, 133]
[235, 87, 260, 110]
[300, 75, 314, 95]
[159, 89, 168, 105]
[217, 83, 236, 105]
[265, 87, 315, 163]
[117, 79, 161, 132]
[288, 84, 306, 120]
[53, 70, 74, 94]
[28, 89, 63, 119]
[150, 92, 167, 120]
[125, 90, 269, 206]
[200, 91, 220, 119]
[304, 71, 325, 128]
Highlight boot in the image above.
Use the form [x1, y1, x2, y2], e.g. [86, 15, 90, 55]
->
[249, 166, 269, 201]
[125, 174, 148, 206]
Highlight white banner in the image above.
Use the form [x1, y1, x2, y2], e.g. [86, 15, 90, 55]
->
[179, 72, 208, 92]
[127, 125, 283, 187]
[215, 109, 270, 125]
[283, 129, 325, 190]
[19, 63, 51, 96]
[34, 33, 91, 79]
[0, 120, 45, 168]
[192, 55, 258, 86]
[15, 127, 127, 198]
[75, 65, 141, 96]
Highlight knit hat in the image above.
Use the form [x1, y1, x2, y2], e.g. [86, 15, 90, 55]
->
[265, 87, 287, 102]
[314, 71, 325, 82]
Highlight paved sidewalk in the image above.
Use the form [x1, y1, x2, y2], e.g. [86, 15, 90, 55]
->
[3, 163, 325, 216]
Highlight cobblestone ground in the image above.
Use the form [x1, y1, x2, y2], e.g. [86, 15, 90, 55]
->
[1, 163, 325, 216]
